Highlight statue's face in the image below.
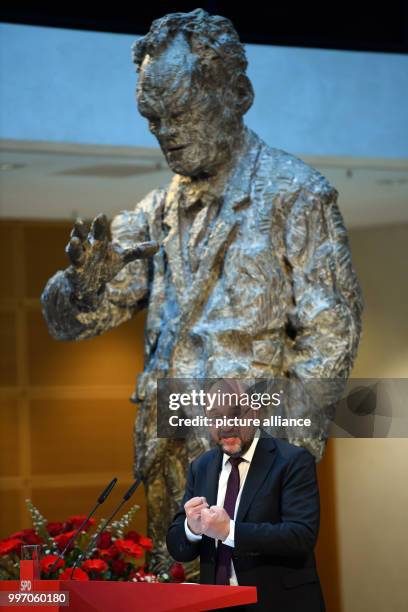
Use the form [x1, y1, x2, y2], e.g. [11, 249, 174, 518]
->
[137, 34, 241, 177]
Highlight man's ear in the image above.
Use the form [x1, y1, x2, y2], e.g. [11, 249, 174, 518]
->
[235, 74, 254, 115]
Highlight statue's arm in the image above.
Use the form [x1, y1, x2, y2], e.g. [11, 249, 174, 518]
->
[276, 185, 364, 459]
[282, 185, 363, 392]
[40, 191, 160, 341]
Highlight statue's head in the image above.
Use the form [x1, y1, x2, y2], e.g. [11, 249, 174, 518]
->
[132, 8, 254, 178]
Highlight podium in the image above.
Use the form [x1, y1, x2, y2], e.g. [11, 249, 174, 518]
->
[0, 579, 257, 611]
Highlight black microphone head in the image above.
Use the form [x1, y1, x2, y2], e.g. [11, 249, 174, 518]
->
[98, 477, 118, 504]
[123, 478, 141, 501]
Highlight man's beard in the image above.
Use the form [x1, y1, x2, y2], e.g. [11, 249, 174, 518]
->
[218, 436, 243, 457]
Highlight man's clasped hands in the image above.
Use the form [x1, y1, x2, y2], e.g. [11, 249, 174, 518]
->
[185, 497, 231, 541]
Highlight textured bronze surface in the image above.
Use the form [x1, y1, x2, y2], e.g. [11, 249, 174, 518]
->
[41, 9, 363, 575]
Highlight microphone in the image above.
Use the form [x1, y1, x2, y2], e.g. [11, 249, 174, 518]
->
[70, 478, 142, 579]
[49, 477, 117, 574]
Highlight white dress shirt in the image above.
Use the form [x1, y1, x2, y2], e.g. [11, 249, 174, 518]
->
[184, 433, 260, 585]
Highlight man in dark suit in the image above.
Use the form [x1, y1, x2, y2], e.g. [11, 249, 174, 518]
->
[166, 384, 326, 612]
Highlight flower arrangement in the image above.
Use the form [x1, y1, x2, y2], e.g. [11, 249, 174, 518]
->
[0, 499, 185, 583]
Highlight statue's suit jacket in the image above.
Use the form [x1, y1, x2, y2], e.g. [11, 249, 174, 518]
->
[166, 433, 326, 612]
[41, 126, 363, 465]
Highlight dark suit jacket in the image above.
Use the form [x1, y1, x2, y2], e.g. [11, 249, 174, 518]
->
[166, 434, 326, 612]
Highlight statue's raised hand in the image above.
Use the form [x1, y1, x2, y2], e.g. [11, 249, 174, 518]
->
[65, 213, 158, 309]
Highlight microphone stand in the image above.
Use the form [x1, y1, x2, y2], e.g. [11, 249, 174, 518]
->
[69, 478, 142, 579]
[48, 477, 117, 574]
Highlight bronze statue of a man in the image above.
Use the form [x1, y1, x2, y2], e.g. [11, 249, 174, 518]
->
[41, 9, 363, 573]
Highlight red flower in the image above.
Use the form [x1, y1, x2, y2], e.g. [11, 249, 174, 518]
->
[66, 516, 96, 531]
[115, 539, 143, 558]
[47, 522, 64, 537]
[0, 538, 23, 556]
[96, 532, 112, 549]
[111, 558, 126, 576]
[170, 562, 185, 583]
[53, 530, 76, 552]
[98, 549, 110, 560]
[82, 559, 108, 574]
[59, 567, 89, 581]
[41, 555, 64, 573]
[139, 536, 153, 551]
[10, 529, 42, 545]
[125, 531, 141, 543]
[105, 543, 121, 559]
[111, 539, 124, 552]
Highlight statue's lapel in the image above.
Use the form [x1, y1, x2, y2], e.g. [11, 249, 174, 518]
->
[162, 129, 262, 317]
[162, 176, 188, 300]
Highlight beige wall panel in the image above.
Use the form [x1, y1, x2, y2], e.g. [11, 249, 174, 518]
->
[0, 225, 16, 299]
[349, 224, 408, 378]
[31, 483, 147, 536]
[24, 224, 73, 299]
[334, 438, 408, 612]
[0, 399, 20, 477]
[30, 399, 137, 475]
[316, 439, 342, 612]
[0, 311, 17, 387]
[0, 490, 23, 538]
[26, 309, 146, 386]
[334, 224, 408, 612]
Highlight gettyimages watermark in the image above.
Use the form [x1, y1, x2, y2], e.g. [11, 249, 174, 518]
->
[155, 378, 408, 439]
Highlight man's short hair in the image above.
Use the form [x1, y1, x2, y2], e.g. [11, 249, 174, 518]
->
[131, 8, 254, 115]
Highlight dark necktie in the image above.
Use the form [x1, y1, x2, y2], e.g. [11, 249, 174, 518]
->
[215, 457, 244, 585]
